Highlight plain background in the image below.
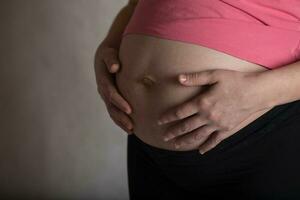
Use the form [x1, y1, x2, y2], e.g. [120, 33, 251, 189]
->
[0, 0, 130, 199]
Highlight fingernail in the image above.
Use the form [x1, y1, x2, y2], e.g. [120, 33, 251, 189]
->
[163, 132, 173, 141]
[158, 119, 168, 125]
[126, 108, 132, 114]
[179, 74, 187, 82]
[110, 64, 118, 72]
[128, 131, 134, 135]
[175, 143, 180, 149]
[123, 122, 132, 130]
[199, 149, 205, 155]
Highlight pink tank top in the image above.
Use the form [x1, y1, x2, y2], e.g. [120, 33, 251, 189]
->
[122, 0, 300, 70]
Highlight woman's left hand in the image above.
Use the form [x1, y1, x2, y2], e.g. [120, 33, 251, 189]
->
[157, 69, 267, 154]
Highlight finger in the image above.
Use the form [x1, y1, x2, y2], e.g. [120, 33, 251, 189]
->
[107, 87, 132, 114]
[113, 117, 134, 135]
[102, 48, 121, 73]
[178, 70, 219, 86]
[95, 62, 132, 114]
[157, 98, 200, 125]
[108, 104, 134, 131]
[198, 131, 225, 154]
[173, 124, 217, 148]
[163, 114, 207, 141]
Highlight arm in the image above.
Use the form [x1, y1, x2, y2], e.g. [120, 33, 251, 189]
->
[94, 0, 139, 134]
[249, 60, 300, 109]
[100, 0, 138, 50]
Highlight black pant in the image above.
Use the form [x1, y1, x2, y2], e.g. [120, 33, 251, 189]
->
[127, 99, 300, 200]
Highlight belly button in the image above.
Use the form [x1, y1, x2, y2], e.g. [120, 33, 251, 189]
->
[140, 75, 157, 87]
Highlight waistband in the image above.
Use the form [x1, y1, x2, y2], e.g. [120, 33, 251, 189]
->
[129, 99, 300, 158]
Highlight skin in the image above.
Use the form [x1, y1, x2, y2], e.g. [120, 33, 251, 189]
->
[161, 60, 300, 154]
[157, 69, 277, 154]
[95, 0, 300, 153]
[116, 34, 276, 152]
[94, 0, 137, 134]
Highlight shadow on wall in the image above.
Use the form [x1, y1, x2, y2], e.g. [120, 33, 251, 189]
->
[0, 0, 129, 199]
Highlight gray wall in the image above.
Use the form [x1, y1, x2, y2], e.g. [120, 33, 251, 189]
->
[0, 0, 129, 199]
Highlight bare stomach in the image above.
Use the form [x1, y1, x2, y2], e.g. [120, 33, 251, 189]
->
[116, 34, 272, 151]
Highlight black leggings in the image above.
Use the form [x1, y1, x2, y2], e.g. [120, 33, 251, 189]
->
[127, 99, 300, 199]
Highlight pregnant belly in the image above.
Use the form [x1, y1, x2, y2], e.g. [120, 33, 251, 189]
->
[116, 34, 272, 151]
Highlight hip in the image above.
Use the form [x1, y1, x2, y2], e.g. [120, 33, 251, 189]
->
[127, 99, 300, 198]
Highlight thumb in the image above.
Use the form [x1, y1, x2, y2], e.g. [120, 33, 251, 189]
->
[103, 48, 121, 73]
[178, 70, 219, 86]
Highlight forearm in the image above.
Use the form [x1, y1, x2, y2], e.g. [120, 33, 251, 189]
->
[251, 60, 300, 109]
[101, 2, 137, 49]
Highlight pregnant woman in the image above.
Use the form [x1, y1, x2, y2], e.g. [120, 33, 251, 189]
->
[94, 0, 300, 199]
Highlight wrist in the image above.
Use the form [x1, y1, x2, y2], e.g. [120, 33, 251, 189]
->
[244, 70, 279, 111]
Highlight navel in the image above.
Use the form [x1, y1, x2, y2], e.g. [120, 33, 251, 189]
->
[140, 74, 157, 87]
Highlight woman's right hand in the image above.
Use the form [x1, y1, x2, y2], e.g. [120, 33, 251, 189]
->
[94, 43, 134, 135]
